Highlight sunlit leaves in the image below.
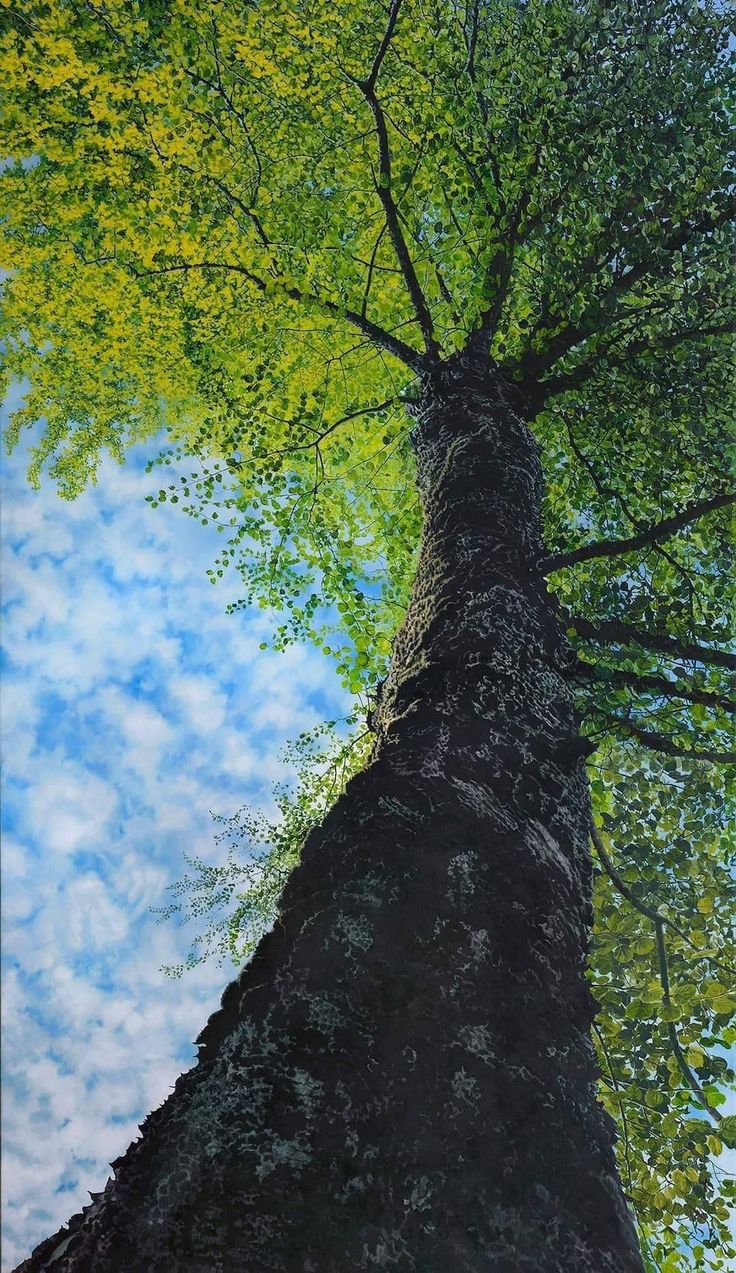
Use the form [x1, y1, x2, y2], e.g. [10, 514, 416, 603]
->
[155, 722, 371, 974]
[3, 0, 735, 1263]
[590, 744, 735, 1268]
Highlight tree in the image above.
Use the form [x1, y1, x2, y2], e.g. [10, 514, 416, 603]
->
[2, 0, 735, 1267]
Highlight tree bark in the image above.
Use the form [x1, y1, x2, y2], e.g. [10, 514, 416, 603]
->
[18, 363, 644, 1272]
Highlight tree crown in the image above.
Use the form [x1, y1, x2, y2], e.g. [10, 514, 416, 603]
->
[2, 0, 735, 1265]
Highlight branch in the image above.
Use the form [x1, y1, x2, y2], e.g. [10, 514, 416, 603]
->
[463, 0, 480, 79]
[548, 423, 728, 639]
[206, 173, 270, 249]
[364, 0, 403, 89]
[131, 260, 428, 372]
[542, 492, 736, 572]
[592, 823, 673, 926]
[591, 824, 735, 979]
[521, 197, 736, 379]
[601, 714, 735, 765]
[450, 140, 499, 220]
[540, 323, 736, 400]
[577, 665, 736, 715]
[228, 399, 397, 467]
[361, 225, 388, 319]
[468, 205, 527, 347]
[568, 614, 736, 672]
[592, 1021, 635, 1195]
[655, 919, 723, 1126]
[591, 822, 727, 1125]
[467, 111, 555, 348]
[355, 2, 441, 358]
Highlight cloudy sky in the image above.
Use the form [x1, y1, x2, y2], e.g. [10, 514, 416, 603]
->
[2, 385, 733, 1269]
[1, 387, 349, 1270]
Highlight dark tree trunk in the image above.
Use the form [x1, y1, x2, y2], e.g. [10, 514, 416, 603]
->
[19, 365, 644, 1272]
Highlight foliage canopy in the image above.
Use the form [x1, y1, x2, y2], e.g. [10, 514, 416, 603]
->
[2, 0, 735, 1267]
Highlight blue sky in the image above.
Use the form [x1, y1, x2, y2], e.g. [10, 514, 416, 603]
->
[0, 387, 349, 1270]
[2, 385, 734, 1268]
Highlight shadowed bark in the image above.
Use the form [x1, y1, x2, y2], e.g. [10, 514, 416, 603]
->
[18, 361, 644, 1272]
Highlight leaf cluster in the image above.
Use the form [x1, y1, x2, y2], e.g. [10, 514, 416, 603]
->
[3, 0, 735, 1263]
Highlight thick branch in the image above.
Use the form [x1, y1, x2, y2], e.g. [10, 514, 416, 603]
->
[569, 614, 736, 672]
[356, 2, 440, 358]
[577, 665, 735, 715]
[131, 260, 428, 372]
[469, 211, 526, 347]
[364, 0, 404, 89]
[542, 491, 736, 572]
[602, 714, 735, 765]
[467, 108, 556, 348]
[521, 197, 736, 379]
[540, 323, 736, 401]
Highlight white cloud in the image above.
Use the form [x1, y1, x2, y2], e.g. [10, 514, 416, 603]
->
[168, 672, 228, 734]
[1, 423, 350, 1270]
[4, 753, 117, 857]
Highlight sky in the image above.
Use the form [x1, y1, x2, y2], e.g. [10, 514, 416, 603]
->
[1, 385, 734, 1269]
[0, 386, 349, 1271]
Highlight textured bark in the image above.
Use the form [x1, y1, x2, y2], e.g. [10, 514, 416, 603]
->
[18, 364, 644, 1272]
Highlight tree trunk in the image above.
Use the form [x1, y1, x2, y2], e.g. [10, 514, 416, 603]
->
[19, 363, 644, 1272]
